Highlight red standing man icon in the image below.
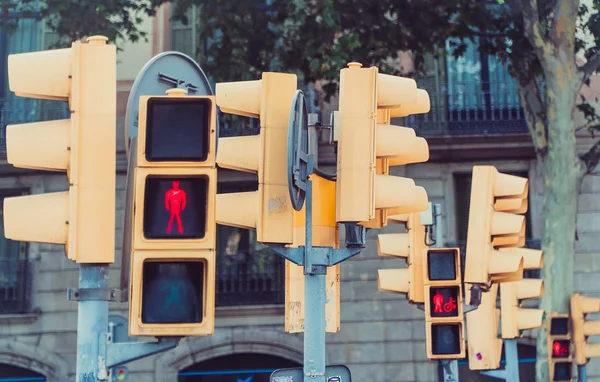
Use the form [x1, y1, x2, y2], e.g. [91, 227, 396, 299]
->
[433, 291, 444, 313]
[165, 181, 187, 234]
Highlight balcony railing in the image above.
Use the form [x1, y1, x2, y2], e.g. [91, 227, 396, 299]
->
[401, 81, 528, 136]
[0, 258, 32, 314]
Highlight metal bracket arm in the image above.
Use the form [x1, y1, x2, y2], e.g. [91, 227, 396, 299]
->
[106, 337, 182, 368]
[270, 245, 304, 265]
[67, 288, 121, 302]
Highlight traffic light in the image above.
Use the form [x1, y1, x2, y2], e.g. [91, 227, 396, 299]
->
[128, 88, 217, 336]
[286, 175, 340, 333]
[571, 293, 600, 366]
[336, 62, 430, 224]
[215, 73, 297, 244]
[500, 248, 544, 338]
[424, 248, 465, 359]
[3, 36, 116, 263]
[466, 283, 503, 370]
[376, 212, 427, 304]
[547, 314, 572, 381]
[464, 166, 530, 290]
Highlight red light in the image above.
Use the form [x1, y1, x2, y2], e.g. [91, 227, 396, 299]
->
[430, 287, 459, 317]
[165, 180, 187, 234]
[552, 340, 570, 357]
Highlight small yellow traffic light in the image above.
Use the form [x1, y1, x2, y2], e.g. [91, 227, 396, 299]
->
[129, 89, 217, 336]
[3, 36, 116, 263]
[423, 248, 465, 359]
[215, 73, 297, 244]
[547, 314, 573, 381]
[336, 62, 430, 225]
[286, 175, 340, 333]
[376, 212, 427, 304]
[466, 283, 503, 370]
[500, 248, 544, 338]
[464, 166, 529, 288]
[571, 293, 600, 366]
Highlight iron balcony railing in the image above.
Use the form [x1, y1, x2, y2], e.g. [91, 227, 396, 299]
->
[401, 81, 528, 136]
[0, 257, 32, 314]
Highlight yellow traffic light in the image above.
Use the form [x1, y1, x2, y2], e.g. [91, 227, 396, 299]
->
[376, 212, 427, 304]
[547, 314, 573, 381]
[336, 62, 430, 224]
[128, 89, 217, 336]
[571, 293, 600, 365]
[286, 175, 340, 333]
[215, 73, 297, 244]
[3, 36, 116, 263]
[500, 248, 544, 339]
[464, 166, 529, 288]
[466, 283, 503, 370]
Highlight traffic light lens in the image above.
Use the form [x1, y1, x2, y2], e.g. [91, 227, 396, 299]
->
[553, 362, 572, 380]
[550, 317, 569, 335]
[429, 286, 460, 317]
[141, 261, 204, 324]
[143, 176, 208, 239]
[551, 340, 570, 358]
[427, 250, 457, 280]
[431, 324, 461, 355]
[146, 98, 211, 162]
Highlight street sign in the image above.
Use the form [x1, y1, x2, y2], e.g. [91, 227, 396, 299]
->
[287, 89, 309, 211]
[270, 365, 351, 382]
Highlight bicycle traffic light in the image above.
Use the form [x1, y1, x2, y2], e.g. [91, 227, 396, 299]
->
[571, 293, 600, 366]
[547, 314, 572, 381]
[424, 248, 465, 359]
[215, 73, 296, 244]
[466, 283, 503, 370]
[377, 212, 427, 304]
[336, 62, 430, 224]
[3, 36, 116, 263]
[464, 166, 530, 290]
[128, 89, 217, 336]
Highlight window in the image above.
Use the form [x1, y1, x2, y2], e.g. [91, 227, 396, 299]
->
[0, 191, 30, 314]
[171, 5, 200, 59]
[215, 181, 285, 306]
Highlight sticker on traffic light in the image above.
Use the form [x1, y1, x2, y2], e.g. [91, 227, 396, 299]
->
[143, 177, 208, 239]
[430, 287, 459, 317]
[141, 261, 205, 324]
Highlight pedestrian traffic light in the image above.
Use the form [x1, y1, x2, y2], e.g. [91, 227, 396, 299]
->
[464, 166, 529, 291]
[376, 212, 427, 304]
[215, 72, 297, 244]
[500, 247, 544, 338]
[466, 283, 503, 370]
[571, 293, 600, 366]
[423, 248, 465, 359]
[128, 88, 217, 336]
[2, 36, 116, 263]
[547, 314, 572, 381]
[286, 175, 340, 333]
[336, 62, 430, 224]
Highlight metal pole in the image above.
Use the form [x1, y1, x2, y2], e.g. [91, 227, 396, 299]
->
[76, 264, 109, 382]
[578, 364, 587, 382]
[303, 159, 327, 382]
[503, 339, 520, 382]
[433, 204, 460, 382]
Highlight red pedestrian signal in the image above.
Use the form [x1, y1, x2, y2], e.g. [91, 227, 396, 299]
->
[430, 288, 459, 317]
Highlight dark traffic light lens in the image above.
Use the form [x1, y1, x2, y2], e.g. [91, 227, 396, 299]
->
[146, 98, 211, 162]
[553, 362, 572, 381]
[141, 261, 204, 324]
[550, 317, 569, 335]
[431, 324, 462, 355]
[429, 286, 460, 318]
[552, 340, 570, 358]
[427, 250, 457, 280]
[143, 176, 208, 239]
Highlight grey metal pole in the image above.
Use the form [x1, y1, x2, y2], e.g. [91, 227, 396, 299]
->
[579, 364, 587, 382]
[76, 264, 109, 382]
[503, 339, 520, 382]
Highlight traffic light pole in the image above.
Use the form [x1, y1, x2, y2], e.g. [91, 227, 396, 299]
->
[579, 364, 587, 382]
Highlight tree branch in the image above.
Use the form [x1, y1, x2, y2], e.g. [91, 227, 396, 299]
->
[550, 0, 579, 50]
[518, 77, 548, 157]
[581, 139, 600, 173]
[520, 0, 550, 59]
[580, 51, 600, 83]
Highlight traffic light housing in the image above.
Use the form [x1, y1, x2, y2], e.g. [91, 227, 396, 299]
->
[464, 166, 529, 288]
[215, 73, 297, 244]
[336, 62, 430, 224]
[466, 283, 503, 370]
[547, 314, 572, 381]
[571, 293, 600, 366]
[500, 248, 544, 338]
[3, 36, 116, 263]
[424, 248, 465, 359]
[376, 212, 427, 304]
[128, 89, 217, 336]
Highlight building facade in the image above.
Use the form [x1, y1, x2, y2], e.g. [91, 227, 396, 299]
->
[0, 3, 599, 382]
